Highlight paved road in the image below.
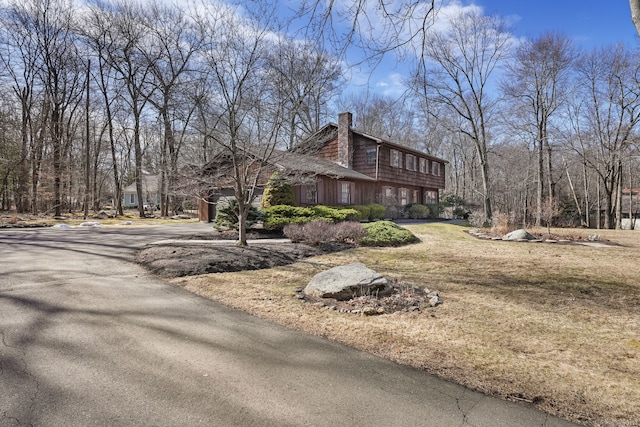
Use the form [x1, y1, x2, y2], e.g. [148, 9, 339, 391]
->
[0, 224, 579, 427]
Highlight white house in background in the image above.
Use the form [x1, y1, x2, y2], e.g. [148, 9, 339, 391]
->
[122, 174, 161, 209]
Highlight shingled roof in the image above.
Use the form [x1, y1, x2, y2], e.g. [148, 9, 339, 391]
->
[270, 149, 376, 182]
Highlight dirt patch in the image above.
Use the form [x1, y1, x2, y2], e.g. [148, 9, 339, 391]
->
[296, 281, 440, 315]
[136, 236, 352, 278]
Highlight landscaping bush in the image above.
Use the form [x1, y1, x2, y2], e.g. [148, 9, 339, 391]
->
[405, 203, 431, 219]
[311, 205, 359, 222]
[360, 221, 418, 247]
[263, 204, 361, 231]
[260, 171, 295, 209]
[439, 193, 470, 219]
[367, 203, 387, 220]
[332, 221, 368, 243]
[283, 220, 366, 246]
[214, 199, 263, 230]
[262, 205, 315, 231]
[350, 205, 371, 221]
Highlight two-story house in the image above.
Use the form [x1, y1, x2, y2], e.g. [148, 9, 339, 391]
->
[287, 112, 446, 207]
[198, 112, 447, 221]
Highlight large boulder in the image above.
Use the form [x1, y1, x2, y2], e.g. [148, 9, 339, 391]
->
[502, 229, 537, 241]
[303, 262, 390, 301]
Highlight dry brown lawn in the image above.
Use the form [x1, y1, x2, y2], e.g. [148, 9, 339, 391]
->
[173, 223, 640, 427]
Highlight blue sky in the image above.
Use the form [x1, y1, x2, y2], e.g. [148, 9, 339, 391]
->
[476, 0, 638, 48]
[362, 0, 640, 97]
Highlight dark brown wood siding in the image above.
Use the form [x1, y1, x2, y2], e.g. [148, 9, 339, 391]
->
[373, 144, 445, 190]
[295, 176, 378, 206]
[351, 134, 378, 178]
[313, 138, 339, 162]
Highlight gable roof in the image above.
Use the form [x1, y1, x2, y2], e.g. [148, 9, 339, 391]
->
[292, 122, 448, 164]
[122, 174, 161, 194]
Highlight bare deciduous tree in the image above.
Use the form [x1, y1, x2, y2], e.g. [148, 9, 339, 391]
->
[103, 1, 158, 218]
[193, 1, 286, 245]
[412, 9, 513, 221]
[569, 44, 640, 229]
[502, 32, 575, 226]
[267, 39, 342, 149]
[144, 2, 200, 216]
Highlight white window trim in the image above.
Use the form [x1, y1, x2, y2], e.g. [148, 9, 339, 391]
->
[390, 149, 401, 168]
[419, 158, 427, 174]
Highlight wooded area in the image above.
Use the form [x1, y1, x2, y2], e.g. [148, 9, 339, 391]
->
[0, 0, 638, 230]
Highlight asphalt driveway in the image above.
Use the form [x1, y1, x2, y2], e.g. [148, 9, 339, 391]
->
[0, 224, 578, 426]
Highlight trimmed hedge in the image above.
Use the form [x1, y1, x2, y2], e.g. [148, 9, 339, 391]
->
[405, 203, 431, 219]
[367, 203, 387, 220]
[262, 205, 359, 231]
[360, 221, 418, 246]
[312, 205, 359, 222]
[349, 205, 371, 221]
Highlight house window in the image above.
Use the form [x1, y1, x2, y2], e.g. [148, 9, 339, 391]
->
[390, 149, 401, 168]
[419, 158, 427, 174]
[381, 186, 396, 206]
[432, 161, 440, 176]
[303, 184, 317, 204]
[340, 182, 351, 205]
[399, 188, 408, 206]
[413, 190, 419, 204]
[366, 147, 376, 165]
[425, 191, 438, 205]
[129, 194, 137, 205]
[406, 154, 416, 171]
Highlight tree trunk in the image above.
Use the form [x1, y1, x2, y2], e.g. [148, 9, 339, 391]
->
[564, 157, 583, 226]
[31, 100, 48, 215]
[84, 60, 91, 218]
[51, 104, 63, 217]
[582, 160, 590, 228]
[545, 138, 555, 202]
[17, 89, 31, 213]
[536, 138, 543, 227]
[631, 0, 640, 35]
[477, 144, 492, 222]
[615, 160, 623, 230]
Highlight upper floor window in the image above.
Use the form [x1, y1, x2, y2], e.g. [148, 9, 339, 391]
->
[406, 154, 416, 171]
[390, 149, 401, 168]
[366, 147, 376, 165]
[419, 158, 427, 174]
[431, 161, 441, 176]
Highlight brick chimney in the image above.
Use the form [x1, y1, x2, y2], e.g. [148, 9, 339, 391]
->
[337, 112, 353, 169]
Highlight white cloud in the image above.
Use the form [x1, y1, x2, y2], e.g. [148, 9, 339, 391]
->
[375, 73, 406, 97]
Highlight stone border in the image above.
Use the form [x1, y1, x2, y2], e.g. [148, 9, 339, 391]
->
[466, 229, 616, 248]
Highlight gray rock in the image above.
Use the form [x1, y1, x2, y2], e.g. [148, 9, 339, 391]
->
[428, 295, 442, 307]
[303, 262, 390, 301]
[502, 229, 537, 241]
[93, 211, 112, 219]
